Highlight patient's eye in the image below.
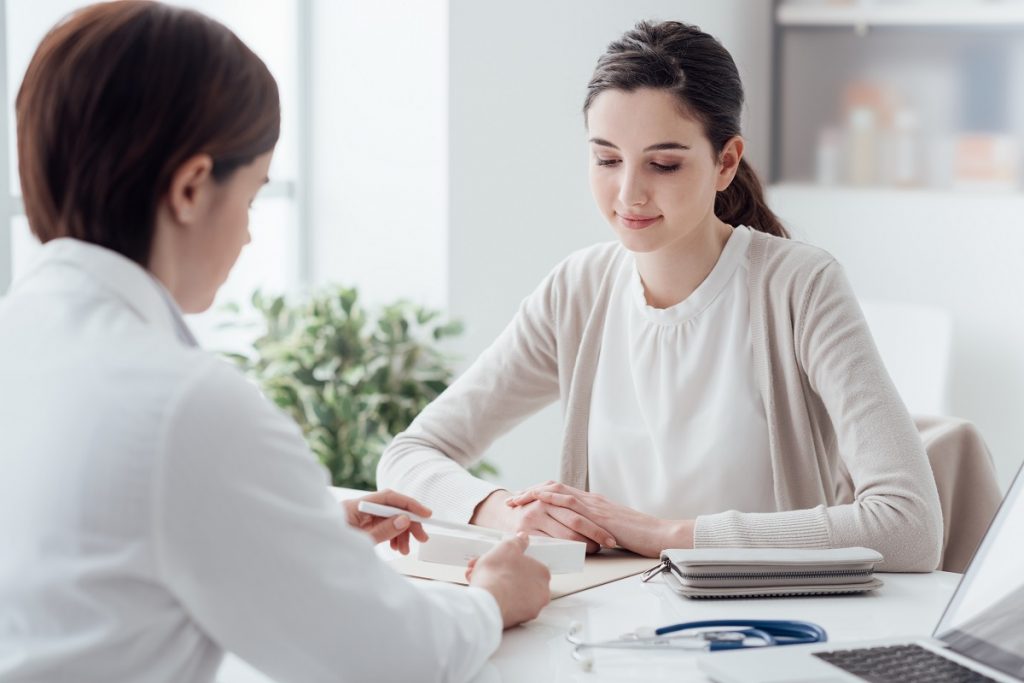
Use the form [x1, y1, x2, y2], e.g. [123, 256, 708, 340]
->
[595, 158, 620, 167]
[651, 161, 681, 173]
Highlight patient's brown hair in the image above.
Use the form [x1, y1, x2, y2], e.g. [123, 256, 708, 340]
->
[585, 21, 787, 238]
[16, 0, 280, 267]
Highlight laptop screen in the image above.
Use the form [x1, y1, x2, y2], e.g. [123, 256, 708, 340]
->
[934, 461, 1024, 680]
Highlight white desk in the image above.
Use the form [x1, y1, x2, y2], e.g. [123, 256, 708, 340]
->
[218, 568, 960, 682]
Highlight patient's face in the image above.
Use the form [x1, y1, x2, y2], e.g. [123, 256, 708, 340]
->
[586, 88, 724, 256]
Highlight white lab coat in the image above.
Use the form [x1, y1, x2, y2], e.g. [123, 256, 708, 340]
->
[0, 238, 501, 683]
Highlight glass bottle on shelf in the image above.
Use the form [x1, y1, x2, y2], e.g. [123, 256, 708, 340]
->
[889, 107, 920, 188]
[846, 106, 877, 186]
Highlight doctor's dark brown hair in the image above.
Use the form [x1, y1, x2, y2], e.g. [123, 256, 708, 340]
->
[584, 20, 787, 238]
[16, 0, 280, 267]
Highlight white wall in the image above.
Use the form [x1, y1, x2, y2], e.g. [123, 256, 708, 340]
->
[772, 186, 1024, 488]
[308, 0, 449, 310]
[0, 0, 9, 292]
[448, 1, 774, 489]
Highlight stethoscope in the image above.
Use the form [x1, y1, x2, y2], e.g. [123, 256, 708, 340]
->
[566, 619, 828, 671]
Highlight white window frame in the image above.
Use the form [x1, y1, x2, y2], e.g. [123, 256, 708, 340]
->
[0, 0, 314, 294]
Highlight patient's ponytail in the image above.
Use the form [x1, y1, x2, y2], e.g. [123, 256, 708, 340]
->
[716, 158, 786, 238]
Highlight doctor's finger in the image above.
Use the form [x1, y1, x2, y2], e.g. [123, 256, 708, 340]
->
[493, 531, 532, 557]
[369, 516, 428, 544]
[398, 530, 410, 555]
[410, 522, 430, 543]
[363, 514, 411, 544]
[366, 489, 433, 518]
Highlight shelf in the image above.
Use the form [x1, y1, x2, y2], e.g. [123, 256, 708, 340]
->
[777, 2, 1024, 28]
[768, 182, 1024, 205]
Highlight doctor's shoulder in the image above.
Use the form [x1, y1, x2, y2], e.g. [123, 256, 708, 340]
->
[154, 348, 314, 471]
[163, 349, 285, 424]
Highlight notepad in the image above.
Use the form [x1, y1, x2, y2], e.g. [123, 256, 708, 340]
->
[389, 548, 656, 599]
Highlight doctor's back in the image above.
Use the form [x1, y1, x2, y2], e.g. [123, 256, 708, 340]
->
[0, 3, 244, 677]
[0, 238, 230, 680]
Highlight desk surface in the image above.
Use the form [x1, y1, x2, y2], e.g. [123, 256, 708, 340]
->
[218, 569, 960, 683]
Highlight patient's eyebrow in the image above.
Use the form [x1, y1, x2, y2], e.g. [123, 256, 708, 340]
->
[643, 142, 691, 152]
[589, 137, 691, 152]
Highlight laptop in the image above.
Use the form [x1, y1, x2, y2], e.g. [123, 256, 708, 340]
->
[699, 461, 1024, 683]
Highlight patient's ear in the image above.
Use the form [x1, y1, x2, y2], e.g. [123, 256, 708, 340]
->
[716, 136, 745, 192]
[166, 154, 215, 226]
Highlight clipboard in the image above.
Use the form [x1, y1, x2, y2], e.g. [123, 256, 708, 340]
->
[386, 548, 656, 599]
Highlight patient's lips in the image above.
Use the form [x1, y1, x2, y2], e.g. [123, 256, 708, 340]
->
[617, 213, 661, 230]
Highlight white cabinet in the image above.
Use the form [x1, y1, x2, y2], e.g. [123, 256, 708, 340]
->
[769, 4, 1024, 488]
[771, 0, 1024, 193]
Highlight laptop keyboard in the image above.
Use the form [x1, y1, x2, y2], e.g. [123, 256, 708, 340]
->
[814, 643, 998, 682]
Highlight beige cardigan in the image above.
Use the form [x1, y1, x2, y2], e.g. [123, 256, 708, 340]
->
[377, 231, 944, 571]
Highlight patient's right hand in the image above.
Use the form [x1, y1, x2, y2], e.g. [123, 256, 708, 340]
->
[468, 533, 551, 629]
[470, 487, 617, 553]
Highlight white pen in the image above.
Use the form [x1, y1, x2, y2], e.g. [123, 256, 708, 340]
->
[357, 500, 508, 539]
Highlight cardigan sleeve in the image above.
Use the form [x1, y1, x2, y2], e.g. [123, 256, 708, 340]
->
[375, 269, 562, 522]
[695, 260, 943, 571]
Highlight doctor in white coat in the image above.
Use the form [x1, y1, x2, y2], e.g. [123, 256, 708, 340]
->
[0, 3, 549, 682]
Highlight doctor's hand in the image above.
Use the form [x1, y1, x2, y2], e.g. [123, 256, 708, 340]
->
[342, 489, 431, 555]
[470, 488, 617, 554]
[467, 532, 551, 628]
[505, 482, 695, 558]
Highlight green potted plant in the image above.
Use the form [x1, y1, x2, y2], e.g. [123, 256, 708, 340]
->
[223, 286, 495, 490]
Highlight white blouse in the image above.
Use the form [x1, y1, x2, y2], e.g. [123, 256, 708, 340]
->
[588, 226, 775, 520]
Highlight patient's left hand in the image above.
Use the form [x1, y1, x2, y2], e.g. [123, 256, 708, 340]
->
[505, 482, 693, 558]
[343, 489, 431, 555]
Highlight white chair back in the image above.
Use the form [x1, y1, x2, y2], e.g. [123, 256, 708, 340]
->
[860, 298, 953, 415]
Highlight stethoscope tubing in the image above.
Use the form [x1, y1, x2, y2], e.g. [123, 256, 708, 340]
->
[568, 619, 827, 653]
[656, 619, 828, 647]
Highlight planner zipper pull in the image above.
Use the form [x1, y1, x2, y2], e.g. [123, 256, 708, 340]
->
[640, 557, 671, 583]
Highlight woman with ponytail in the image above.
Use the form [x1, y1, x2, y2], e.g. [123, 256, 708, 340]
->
[378, 21, 942, 571]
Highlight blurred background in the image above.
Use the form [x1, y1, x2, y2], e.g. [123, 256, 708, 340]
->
[2, 0, 1022, 491]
